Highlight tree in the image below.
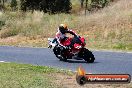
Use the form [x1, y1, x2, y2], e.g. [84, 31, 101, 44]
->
[2, 0, 4, 6]
[11, 0, 17, 11]
[20, 0, 72, 14]
[0, 0, 4, 11]
[39, 0, 47, 13]
[80, 0, 84, 8]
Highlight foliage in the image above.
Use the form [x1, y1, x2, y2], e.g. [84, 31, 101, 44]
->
[0, 20, 5, 30]
[87, 0, 110, 11]
[79, 0, 113, 11]
[10, 0, 17, 10]
[20, 0, 72, 14]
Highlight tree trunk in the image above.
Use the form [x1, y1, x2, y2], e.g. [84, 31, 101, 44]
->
[2, 0, 4, 6]
[81, 0, 84, 8]
[85, 0, 88, 15]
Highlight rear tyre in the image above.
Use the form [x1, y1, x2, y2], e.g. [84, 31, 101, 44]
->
[53, 45, 61, 58]
[59, 50, 68, 62]
[53, 45, 67, 61]
[82, 48, 95, 63]
[59, 57, 67, 62]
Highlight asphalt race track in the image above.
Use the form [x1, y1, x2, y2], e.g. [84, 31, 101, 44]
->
[0, 46, 132, 76]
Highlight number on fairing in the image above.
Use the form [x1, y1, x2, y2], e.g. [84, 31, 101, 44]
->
[75, 46, 82, 49]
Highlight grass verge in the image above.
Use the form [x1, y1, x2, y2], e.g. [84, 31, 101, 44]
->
[0, 62, 73, 88]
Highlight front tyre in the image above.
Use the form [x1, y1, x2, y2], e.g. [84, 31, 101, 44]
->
[82, 48, 95, 63]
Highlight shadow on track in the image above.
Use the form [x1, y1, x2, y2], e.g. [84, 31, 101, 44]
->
[65, 60, 99, 64]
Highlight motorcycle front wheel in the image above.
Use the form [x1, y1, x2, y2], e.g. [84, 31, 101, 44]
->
[81, 48, 95, 63]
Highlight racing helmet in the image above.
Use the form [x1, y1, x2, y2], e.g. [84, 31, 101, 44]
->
[59, 24, 68, 34]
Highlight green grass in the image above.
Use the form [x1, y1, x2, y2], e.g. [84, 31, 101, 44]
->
[0, 62, 73, 88]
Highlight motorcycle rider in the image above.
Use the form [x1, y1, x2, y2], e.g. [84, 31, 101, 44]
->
[50, 24, 79, 49]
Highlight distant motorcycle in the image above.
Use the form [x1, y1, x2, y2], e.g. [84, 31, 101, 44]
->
[48, 35, 95, 63]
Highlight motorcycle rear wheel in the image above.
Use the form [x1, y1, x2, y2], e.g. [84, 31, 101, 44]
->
[53, 45, 67, 61]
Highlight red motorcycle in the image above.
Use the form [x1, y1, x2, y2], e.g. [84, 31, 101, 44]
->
[48, 35, 95, 63]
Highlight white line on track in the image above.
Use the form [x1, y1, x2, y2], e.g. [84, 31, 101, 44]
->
[0, 61, 5, 63]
